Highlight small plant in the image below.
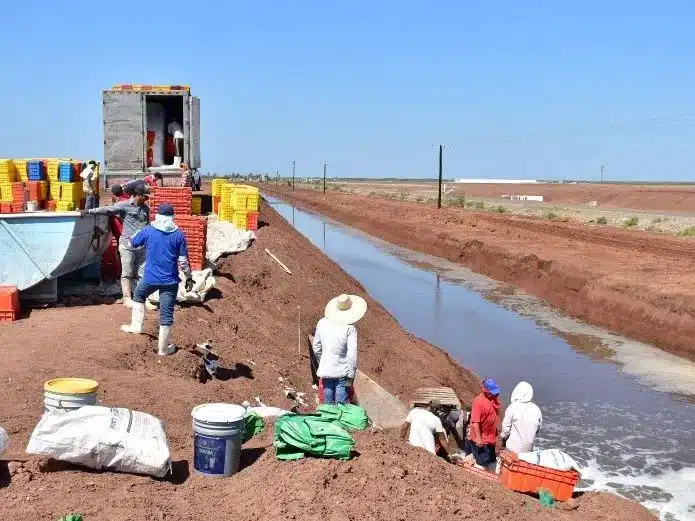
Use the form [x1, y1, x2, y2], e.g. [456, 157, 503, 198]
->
[447, 196, 467, 208]
[544, 211, 558, 220]
[677, 226, 695, 237]
[414, 196, 424, 203]
[398, 190, 408, 200]
[596, 216, 608, 225]
[622, 216, 639, 228]
[493, 205, 507, 213]
[474, 201, 486, 210]
[652, 217, 664, 224]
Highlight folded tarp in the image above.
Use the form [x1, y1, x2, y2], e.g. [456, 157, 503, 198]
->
[315, 403, 369, 431]
[273, 414, 354, 461]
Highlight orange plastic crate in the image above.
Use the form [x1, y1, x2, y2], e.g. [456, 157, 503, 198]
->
[27, 181, 44, 201]
[12, 182, 25, 203]
[10, 203, 24, 213]
[498, 451, 580, 502]
[246, 211, 259, 231]
[0, 285, 20, 322]
[213, 196, 221, 215]
[0, 202, 11, 213]
[46, 200, 57, 211]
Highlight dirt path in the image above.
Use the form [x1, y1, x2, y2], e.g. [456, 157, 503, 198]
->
[0, 203, 657, 520]
[262, 186, 695, 362]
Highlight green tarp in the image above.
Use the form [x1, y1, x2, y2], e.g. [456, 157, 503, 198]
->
[315, 404, 369, 431]
[273, 414, 355, 460]
[242, 411, 265, 444]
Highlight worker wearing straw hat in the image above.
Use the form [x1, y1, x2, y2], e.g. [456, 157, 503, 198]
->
[311, 294, 367, 404]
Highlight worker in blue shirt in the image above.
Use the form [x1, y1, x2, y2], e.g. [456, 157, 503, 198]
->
[120, 203, 194, 356]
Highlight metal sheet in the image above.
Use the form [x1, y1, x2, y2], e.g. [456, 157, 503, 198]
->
[190, 96, 201, 169]
[103, 91, 145, 172]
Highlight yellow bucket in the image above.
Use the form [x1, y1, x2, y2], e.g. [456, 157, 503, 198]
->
[44, 378, 99, 413]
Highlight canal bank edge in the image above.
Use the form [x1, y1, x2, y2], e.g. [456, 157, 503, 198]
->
[261, 187, 695, 363]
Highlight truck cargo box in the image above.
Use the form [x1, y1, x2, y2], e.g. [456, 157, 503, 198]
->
[103, 87, 200, 185]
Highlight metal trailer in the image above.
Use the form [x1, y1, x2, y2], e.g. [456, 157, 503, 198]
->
[102, 88, 200, 187]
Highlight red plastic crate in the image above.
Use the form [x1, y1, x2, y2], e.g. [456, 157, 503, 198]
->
[498, 451, 580, 502]
[146, 131, 155, 146]
[12, 182, 25, 203]
[213, 196, 221, 215]
[246, 211, 259, 231]
[46, 200, 57, 211]
[0, 285, 20, 322]
[0, 203, 11, 214]
[26, 181, 44, 201]
[10, 203, 24, 213]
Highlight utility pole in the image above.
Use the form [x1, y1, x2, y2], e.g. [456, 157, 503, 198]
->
[323, 162, 327, 193]
[276, 170, 279, 187]
[437, 144, 444, 209]
[292, 160, 296, 190]
[600, 164, 605, 184]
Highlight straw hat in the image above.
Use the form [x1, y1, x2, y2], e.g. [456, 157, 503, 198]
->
[324, 294, 367, 325]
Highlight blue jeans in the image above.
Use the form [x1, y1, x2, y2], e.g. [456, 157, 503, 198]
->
[464, 439, 496, 468]
[133, 281, 178, 326]
[323, 378, 349, 404]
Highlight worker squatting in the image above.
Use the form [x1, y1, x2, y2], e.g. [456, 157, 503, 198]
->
[309, 293, 542, 470]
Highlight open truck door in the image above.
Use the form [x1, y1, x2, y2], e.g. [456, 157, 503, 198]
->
[189, 96, 201, 169]
[103, 91, 145, 176]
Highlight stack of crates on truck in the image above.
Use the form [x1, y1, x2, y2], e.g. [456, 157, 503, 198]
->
[149, 187, 193, 219]
[0, 159, 16, 204]
[218, 184, 260, 230]
[26, 181, 48, 209]
[174, 215, 207, 270]
[27, 160, 45, 181]
[58, 179, 82, 212]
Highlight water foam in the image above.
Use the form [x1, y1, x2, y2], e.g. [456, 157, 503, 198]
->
[580, 460, 695, 521]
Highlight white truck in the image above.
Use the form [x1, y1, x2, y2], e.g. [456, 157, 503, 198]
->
[102, 84, 200, 187]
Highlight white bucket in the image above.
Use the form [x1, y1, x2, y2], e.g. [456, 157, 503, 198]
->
[43, 378, 98, 414]
[192, 403, 246, 477]
[26, 201, 38, 212]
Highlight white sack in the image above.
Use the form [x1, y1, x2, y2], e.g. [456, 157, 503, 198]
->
[0, 426, 8, 458]
[26, 406, 171, 478]
[518, 449, 581, 473]
[147, 268, 216, 305]
[206, 219, 255, 262]
[247, 406, 291, 419]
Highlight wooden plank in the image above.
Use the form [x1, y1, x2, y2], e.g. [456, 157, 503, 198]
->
[409, 387, 461, 409]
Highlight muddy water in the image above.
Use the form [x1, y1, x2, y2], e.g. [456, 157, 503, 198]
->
[267, 197, 695, 521]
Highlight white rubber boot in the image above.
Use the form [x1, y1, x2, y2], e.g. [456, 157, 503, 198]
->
[121, 278, 133, 308]
[120, 302, 145, 334]
[157, 325, 176, 356]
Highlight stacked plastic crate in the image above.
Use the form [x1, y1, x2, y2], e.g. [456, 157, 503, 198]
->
[211, 179, 226, 215]
[175, 215, 208, 270]
[219, 184, 260, 230]
[148, 187, 193, 219]
[0, 160, 15, 206]
[57, 161, 81, 211]
[0, 285, 20, 322]
[14, 159, 28, 182]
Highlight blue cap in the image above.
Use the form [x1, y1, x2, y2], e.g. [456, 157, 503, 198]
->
[157, 203, 175, 216]
[482, 378, 500, 395]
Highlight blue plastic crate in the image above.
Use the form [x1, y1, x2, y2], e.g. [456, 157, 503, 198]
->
[27, 161, 45, 181]
[58, 162, 73, 182]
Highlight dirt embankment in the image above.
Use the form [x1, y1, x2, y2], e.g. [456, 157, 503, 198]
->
[263, 186, 695, 362]
[0, 203, 656, 520]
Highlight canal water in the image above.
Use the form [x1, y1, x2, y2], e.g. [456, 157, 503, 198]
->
[266, 197, 695, 521]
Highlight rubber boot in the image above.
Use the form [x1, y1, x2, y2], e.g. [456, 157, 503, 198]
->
[121, 278, 133, 308]
[120, 302, 145, 334]
[157, 325, 176, 356]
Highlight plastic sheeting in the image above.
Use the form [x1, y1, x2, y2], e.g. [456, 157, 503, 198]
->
[206, 219, 256, 263]
[518, 449, 582, 473]
[147, 268, 216, 305]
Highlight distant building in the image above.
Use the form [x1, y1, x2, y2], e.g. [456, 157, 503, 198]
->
[454, 178, 539, 184]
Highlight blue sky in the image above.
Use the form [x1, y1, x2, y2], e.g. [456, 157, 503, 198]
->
[2, 0, 695, 181]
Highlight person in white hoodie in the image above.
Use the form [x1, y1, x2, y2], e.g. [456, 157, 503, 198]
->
[500, 381, 542, 454]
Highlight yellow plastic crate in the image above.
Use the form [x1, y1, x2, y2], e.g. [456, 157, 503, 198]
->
[192, 196, 202, 215]
[245, 191, 260, 211]
[59, 182, 82, 203]
[211, 179, 227, 197]
[56, 201, 75, 211]
[220, 183, 237, 202]
[232, 211, 248, 230]
[40, 181, 49, 200]
[0, 183, 12, 202]
[49, 182, 61, 200]
[14, 159, 27, 181]
[219, 206, 233, 222]
[46, 160, 59, 179]
[0, 160, 16, 183]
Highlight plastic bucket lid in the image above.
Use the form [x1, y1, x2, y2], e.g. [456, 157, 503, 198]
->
[192, 403, 245, 424]
[44, 378, 99, 394]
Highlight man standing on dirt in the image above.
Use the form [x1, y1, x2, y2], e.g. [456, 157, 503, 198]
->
[312, 294, 367, 404]
[465, 378, 501, 470]
[401, 400, 449, 457]
[120, 203, 194, 356]
[83, 185, 150, 308]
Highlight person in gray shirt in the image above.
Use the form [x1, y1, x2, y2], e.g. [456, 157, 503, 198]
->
[83, 185, 150, 307]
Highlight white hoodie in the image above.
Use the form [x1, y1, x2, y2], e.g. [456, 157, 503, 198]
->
[500, 381, 542, 454]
